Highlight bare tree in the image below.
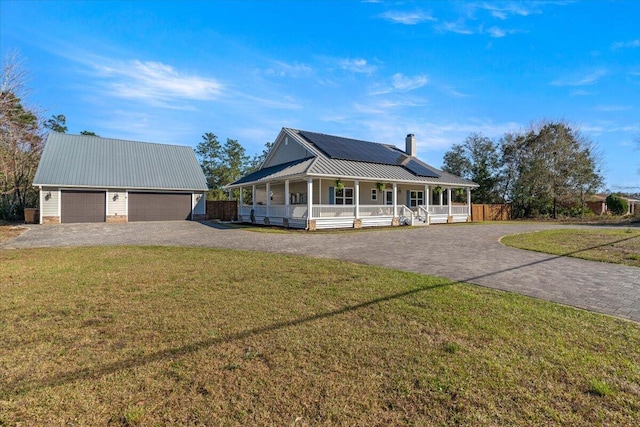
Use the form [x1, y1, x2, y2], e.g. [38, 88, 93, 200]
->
[0, 50, 44, 220]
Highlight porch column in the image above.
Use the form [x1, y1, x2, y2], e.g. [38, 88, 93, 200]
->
[439, 190, 443, 206]
[265, 182, 270, 217]
[285, 179, 290, 218]
[467, 187, 472, 216]
[424, 185, 430, 211]
[239, 186, 244, 206]
[307, 177, 313, 219]
[447, 188, 452, 216]
[425, 184, 430, 225]
[252, 185, 256, 211]
[392, 182, 398, 217]
[354, 180, 360, 219]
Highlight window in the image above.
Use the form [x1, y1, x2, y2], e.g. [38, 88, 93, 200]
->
[409, 190, 424, 207]
[336, 187, 354, 205]
[371, 189, 377, 201]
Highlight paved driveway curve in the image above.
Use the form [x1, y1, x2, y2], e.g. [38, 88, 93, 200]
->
[2, 221, 639, 322]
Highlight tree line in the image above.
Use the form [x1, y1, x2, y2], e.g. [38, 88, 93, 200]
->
[442, 122, 606, 218]
[195, 133, 271, 201]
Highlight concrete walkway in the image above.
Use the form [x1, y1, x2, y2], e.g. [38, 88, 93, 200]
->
[2, 221, 639, 322]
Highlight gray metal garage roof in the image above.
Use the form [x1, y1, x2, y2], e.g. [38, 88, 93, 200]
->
[33, 133, 208, 191]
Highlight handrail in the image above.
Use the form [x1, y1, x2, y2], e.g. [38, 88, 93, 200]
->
[397, 205, 414, 225]
[417, 205, 430, 225]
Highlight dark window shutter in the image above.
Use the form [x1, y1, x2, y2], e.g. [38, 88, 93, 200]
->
[329, 187, 335, 205]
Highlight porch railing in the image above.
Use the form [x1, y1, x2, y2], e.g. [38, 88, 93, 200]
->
[427, 205, 470, 216]
[428, 206, 449, 215]
[268, 205, 288, 218]
[290, 206, 308, 219]
[451, 206, 469, 215]
[241, 204, 427, 221]
[240, 204, 307, 219]
[313, 205, 355, 217]
[359, 205, 394, 216]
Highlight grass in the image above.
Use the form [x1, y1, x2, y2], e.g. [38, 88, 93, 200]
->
[501, 228, 640, 267]
[0, 224, 27, 243]
[1, 246, 639, 426]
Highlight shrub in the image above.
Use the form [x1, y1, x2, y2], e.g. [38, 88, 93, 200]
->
[606, 194, 628, 216]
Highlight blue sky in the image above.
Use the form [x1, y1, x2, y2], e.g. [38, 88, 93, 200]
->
[2, 0, 639, 190]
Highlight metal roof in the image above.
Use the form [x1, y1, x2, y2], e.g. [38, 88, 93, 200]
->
[33, 133, 208, 191]
[228, 128, 477, 188]
[232, 157, 314, 185]
[297, 129, 441, 178]
[307, 156, 474, 187]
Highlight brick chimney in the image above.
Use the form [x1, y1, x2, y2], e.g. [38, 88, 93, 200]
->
[405, 133, 416, 157]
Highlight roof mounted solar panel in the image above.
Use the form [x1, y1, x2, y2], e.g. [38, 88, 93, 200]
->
[299, 130, 407, 166]
[404, 159, 440, 178]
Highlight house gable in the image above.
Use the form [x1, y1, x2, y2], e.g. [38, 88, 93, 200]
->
[262, 129, 317, 168]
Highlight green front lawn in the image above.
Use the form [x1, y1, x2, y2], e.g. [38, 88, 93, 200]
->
[501, 228, 640, 267]
[1, 247, 638, 425]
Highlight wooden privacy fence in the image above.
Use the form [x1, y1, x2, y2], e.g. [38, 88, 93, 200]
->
[471, 204, 512, 221]
[206, 200, 238, 221]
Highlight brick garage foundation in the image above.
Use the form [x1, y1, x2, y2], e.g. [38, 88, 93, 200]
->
[106, 215, 128, 223]
[42, 216, 60, 224]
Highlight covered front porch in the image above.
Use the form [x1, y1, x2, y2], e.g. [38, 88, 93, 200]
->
[232, 178, 472, 230]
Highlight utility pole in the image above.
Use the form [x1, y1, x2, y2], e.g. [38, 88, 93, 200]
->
[553, 151, 557, 219]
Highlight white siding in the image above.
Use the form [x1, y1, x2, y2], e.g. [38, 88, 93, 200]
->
[107, 189, 127, 216]
[193, 192, 206, 215]
[264, 135, 314, 167]
[41, 187, 59, 217]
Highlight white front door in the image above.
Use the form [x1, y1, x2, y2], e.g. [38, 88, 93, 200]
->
[385, 190, 394, 205]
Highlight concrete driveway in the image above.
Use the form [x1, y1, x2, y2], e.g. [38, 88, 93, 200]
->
[2, 221, 639, 322]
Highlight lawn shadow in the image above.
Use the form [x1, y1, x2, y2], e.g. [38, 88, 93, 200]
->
[3, 233, 639, 397]
[502, 232, 640, 261]
[1, 279, 452, 397]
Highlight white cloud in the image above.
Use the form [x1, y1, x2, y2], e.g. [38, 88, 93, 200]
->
[91, 59, 224, 105]
[612, 39, 640, 49]
[338, 58, 377, 74]
[356, 118, 522, 152]
[551, 69, 607, 86]
[392, 73, 429, 91]
[438, 21, 475, 35]
[369, 73, 429, 95]
[478, 2, 541, 19]
[379, 10, 436, 25]
[487, 26, 507, 38]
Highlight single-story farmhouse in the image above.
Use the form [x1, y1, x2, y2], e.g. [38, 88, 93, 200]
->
[226, 128, 478, 230]
[33, 133, 208, 224]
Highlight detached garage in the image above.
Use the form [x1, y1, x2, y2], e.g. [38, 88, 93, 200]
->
[33, 133, 208, 224]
